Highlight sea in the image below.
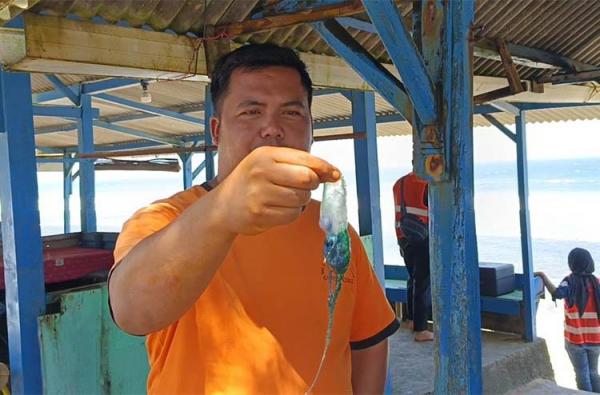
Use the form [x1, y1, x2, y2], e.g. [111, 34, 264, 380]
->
[29, 141, 600, 390]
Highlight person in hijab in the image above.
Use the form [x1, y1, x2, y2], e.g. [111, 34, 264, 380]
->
[536, 248, 600, 392]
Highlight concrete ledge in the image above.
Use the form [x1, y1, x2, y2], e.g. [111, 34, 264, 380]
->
[388, 329, 555, 394]
[506, 378, 591, 394]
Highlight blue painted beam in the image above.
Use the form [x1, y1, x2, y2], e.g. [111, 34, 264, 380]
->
[362, 0, 436, 126]
[351, 91, 384, 284]
[63, 156, 75, 233]
[336, 16, 377, 34]
[4, 15, 24, 28]
[94, 120, 183, 146]
[33, 105, 100, 119]
[514, 101, 600, 111]
[94, 93, 203, 125]
[192, 160, 206, 181]
[35, 104, 204, 135]
[81, 78, 141, 95]
[45, 74, 80, 106]
[77, 95, 97, 232]
[204, 87, 215, 181]
[33, 78, 141, 103]
[179, 153, 192, 189]
[419, 1, 482, 393]
[481, 114, 517, 142]
[515, 111, 536, 341]
[313, 19, 412, 121]
[490, 101, 520, 116]
[0, 70, 45, 394]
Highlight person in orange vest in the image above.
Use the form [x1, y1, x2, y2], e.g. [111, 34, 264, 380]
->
[536, 248, 600, 392]
[392, 172, 433, 342]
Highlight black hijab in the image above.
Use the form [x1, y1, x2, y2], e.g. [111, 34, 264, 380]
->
[562, 248, 600, 318]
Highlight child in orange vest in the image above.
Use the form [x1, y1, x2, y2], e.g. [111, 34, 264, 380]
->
[536, 248, 600, 392]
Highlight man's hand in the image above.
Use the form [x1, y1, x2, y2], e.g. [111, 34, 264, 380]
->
[214, 146, 340, 235]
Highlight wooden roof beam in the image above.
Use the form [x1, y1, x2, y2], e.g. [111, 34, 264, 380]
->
[538, 69, 600, 85]
[216, 0, 364, 37]
[474, 38, 597, 73]
[0, 14, 373, 90]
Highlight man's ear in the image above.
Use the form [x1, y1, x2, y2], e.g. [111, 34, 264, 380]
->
[210, 117, 220, 145]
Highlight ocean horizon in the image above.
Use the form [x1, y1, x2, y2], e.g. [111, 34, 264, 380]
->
[33, 156, 600, 284]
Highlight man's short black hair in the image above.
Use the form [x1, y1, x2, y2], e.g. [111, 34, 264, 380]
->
[210, 43, 313, 115]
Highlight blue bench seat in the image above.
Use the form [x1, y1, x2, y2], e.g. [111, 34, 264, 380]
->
[384, 265, 544, 318]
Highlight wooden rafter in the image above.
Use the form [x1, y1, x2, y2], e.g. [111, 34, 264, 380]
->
[215, 1, 364, 37]
[474, 39, 528, 105]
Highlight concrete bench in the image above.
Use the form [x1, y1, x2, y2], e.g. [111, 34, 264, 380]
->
[384, 264, 544, 337]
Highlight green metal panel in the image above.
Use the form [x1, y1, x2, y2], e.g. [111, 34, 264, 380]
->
[38, 284, 149, 394]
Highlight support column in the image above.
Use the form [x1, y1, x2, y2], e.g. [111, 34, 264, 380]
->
[77, 94, 96, 232]
[515, 111, 536, 341]
[180, 153, 193, 189]
[63, 154, 74, 233]
[0, 70, 45, 394]
[204, 86, 215, 181]
[417, 2, 482, 393]
[350, 91, 385, 284]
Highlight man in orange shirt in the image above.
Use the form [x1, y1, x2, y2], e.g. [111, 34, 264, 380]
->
[393, 172, 433, 342]
[109, 44, 399, 394]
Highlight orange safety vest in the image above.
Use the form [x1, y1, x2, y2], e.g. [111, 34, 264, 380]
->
[392, 172, 428, 241]
[564, 282, 600, 345]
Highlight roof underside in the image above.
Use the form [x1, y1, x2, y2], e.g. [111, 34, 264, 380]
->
[3, 0, 600, 150]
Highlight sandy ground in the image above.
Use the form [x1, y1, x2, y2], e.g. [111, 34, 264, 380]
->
[537, 298, 578, 389]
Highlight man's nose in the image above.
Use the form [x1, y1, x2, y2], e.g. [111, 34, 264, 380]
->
[259, 115, 284, 139]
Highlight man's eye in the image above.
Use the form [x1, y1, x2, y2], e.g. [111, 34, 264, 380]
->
[241, 109, 260, 116]
[284, 110, 301, 116]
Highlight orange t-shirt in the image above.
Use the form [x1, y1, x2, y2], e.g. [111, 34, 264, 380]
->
[113, 186, 398, 394]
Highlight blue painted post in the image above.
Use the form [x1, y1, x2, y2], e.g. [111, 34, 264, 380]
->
[417, 2, 482, 393]
[180, 153, 193, 189]
[350, 91, 385, 284]
[204, 86, 215, 181]
[515, 111, 536, 341]
[78, 94, 97, 232]
[63, 154, 74, 233]
[0, 70, 45, 394]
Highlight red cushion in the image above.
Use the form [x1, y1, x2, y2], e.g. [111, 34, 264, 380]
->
[0, 247, 114, 289]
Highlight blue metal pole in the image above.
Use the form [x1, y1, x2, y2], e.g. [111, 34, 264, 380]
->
[180, 153, 193, 189]
[350, 91, 385, 285]
[417, 2, 482, 393]
[515, 111, 536, 341]
[78, 94, 97, 232]
[204, 86, 215, 181]
[63, 154, 74, 234]
[0, 70, 45, 394]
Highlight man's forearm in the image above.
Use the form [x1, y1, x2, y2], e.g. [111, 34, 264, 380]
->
[109, 190, 236, 335]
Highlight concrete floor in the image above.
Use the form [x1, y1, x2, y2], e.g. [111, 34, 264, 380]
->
[388, 327, 556, 394]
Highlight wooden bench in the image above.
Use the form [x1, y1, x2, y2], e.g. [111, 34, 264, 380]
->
[384, 264, 545, 337]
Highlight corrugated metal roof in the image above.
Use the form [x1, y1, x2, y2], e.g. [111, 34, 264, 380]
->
[5, 0, 598, 150]
[26, 0, 600, 80]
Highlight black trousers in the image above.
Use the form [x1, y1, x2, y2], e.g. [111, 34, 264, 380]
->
[399, 238, 431, 332]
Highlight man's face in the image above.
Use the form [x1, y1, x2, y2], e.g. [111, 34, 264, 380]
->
[210, 66, 313, 180]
